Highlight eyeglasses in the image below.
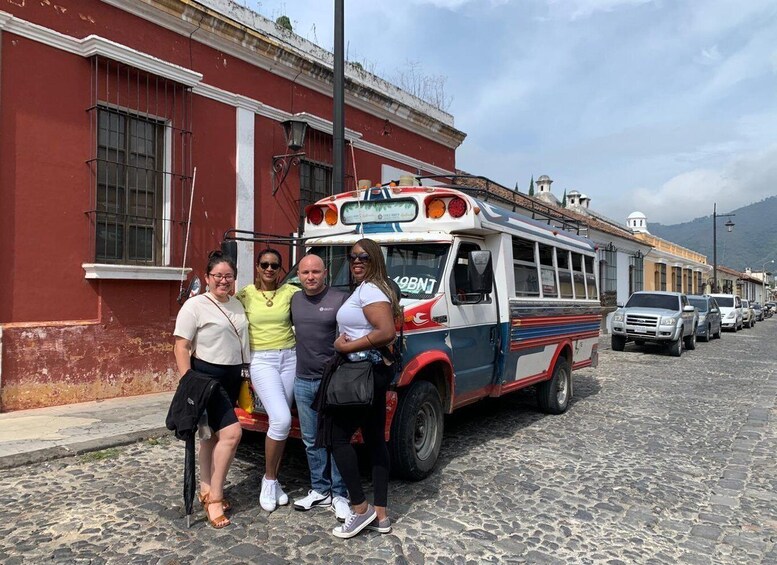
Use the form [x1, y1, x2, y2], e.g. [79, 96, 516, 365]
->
[209, 273, 235, 281]
[348, 252, 371, 263]
[259, 262, 281, 270]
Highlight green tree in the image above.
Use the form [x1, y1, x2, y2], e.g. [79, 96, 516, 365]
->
[528, 175, 535, 196]
[514, 182, 520, 193]
[276, 15, 292, 32]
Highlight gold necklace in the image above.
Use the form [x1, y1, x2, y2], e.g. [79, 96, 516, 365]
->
[259, 286, 277, 307]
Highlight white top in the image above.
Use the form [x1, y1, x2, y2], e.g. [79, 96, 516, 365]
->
[173, 293, 250, 365]
[336, 282, 391, 340]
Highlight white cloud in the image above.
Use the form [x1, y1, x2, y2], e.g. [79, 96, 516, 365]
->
[613, 144, 777, 224]
[248, 0, 777, 226]
[546, 0, 655, 20]
[697, 45, 721, 65]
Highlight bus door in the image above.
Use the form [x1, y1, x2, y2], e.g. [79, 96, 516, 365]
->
[446, 240, 499, 397]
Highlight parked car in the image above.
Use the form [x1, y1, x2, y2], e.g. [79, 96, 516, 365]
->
[752, 302, 764, 322]
[710, 293, 743, 331]
[741, 299, 755, 328]
[688, 295, 722, 342]
[610, 291, 698, 357]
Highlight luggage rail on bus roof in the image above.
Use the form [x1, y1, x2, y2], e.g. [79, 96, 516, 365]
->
[415, 174, 584, 236]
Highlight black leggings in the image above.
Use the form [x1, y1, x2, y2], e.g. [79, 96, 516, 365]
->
[330, 363, 391, 507]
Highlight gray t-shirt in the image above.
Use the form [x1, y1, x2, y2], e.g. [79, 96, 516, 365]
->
[291, 286, 348, 379]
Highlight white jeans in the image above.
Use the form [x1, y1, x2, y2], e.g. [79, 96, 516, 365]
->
[250, 348, 296, 441]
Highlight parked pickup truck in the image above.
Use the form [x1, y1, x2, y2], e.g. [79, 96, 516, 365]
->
[610, 291, 699, 357]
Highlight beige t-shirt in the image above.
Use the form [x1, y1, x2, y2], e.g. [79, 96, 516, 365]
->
[173, 293, 250, 366]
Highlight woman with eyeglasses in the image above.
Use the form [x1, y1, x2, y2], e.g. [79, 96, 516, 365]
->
[173, 250, 249, 528]
[236, 248, 300, 512]
[328, 238, 400, 539]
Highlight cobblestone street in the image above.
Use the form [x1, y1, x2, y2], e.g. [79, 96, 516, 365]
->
[2, 324, 776, 565]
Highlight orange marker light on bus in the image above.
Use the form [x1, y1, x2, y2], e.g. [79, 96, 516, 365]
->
[426, 198, 446, 219]
[324, 208, 338, 225]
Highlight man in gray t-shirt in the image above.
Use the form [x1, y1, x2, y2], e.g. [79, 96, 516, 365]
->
[291, 254, 350, 519]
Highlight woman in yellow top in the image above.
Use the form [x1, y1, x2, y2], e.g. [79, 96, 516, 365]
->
[236, 248, 300, 513]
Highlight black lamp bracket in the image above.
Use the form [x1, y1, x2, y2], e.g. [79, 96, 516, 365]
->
[272, 152, 305, 196]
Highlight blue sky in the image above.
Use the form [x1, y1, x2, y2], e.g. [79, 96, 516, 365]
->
[249, 0, 777, 225]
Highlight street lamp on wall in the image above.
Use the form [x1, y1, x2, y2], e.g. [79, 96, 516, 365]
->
[712, 202, 735, 293]
[272, 118, 308, 196]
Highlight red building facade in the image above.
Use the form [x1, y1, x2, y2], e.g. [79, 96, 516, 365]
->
[0, 0, 465, 411]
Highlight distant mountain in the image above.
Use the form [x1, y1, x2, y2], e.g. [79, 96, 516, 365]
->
[648, 196, 777, 272]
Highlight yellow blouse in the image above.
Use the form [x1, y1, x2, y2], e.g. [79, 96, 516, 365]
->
[236, 283, 300, 351]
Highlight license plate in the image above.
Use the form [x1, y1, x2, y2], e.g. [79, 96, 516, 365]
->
[634, 326, 647, 333]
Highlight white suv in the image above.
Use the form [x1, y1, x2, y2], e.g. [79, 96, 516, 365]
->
[710, 293, 743, 331]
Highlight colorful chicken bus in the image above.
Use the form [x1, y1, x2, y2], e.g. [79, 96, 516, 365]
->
[233, 182, 601, 480]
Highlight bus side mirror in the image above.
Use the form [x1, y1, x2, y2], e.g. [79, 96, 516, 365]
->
[177, 275, 202, 305]
[221, 240, 238, 267]
[467, 250, 493, 295]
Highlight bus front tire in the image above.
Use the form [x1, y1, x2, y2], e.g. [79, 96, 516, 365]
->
[390, 380, 444, 481]
[537, 357, 572, 415]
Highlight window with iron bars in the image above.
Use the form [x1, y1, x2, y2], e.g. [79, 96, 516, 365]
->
[672, 267, 682, 292]
[95, 108, 164, 263]
[88, 56, 192, 266]
[655, 263, 667, 291]
[629, 254, 644, 294]
[300, 160, 332, 210]
[600, 245, 617, 307]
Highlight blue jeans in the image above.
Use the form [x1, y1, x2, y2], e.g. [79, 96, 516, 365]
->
[294, 377, 347, 498]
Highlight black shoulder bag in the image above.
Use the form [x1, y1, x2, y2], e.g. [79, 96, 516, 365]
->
[325, 359, 373, 407]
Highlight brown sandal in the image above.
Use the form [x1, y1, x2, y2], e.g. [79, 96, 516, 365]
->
[203, 495, 231, 529]
[199, 492, 231, 512]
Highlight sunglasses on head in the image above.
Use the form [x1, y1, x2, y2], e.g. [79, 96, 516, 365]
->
[348, 252, 371, 262]
[259, 261, 281, 270]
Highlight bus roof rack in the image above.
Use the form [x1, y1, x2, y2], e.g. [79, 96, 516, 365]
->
[415, 174, 585, 235]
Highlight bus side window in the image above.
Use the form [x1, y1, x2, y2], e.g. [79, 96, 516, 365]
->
[572, 252, 586, 299]
[584, 255, 598, 300]
[538, 243, 558, 298]
[558, 250, 574, 298]
[513, 237, 539, 297]
[451, 242, 481, 304]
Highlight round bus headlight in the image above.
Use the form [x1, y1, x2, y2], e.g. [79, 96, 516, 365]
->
[426, 198, 446, 219]
[307, 207, 324, 225]
[448, 197, 467, 218]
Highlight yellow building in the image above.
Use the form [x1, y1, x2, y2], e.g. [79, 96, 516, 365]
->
[626, 212, 711, 295]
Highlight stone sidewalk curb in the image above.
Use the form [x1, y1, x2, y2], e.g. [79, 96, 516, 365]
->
[0, 426, 171, 470]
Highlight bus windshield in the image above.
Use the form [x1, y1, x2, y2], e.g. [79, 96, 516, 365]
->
[285, 243, 450, 300]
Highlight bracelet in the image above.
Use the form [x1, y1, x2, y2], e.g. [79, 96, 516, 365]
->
[364, 334, 376, 347]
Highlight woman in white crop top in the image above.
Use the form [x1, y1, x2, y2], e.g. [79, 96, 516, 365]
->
[329, 238, 400, 539]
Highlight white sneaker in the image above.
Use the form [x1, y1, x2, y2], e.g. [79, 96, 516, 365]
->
[332, 495, 351, 522]
[275, 481, 289, 506]
[260, 476, 277, 512]
[294, 490, 332, 511]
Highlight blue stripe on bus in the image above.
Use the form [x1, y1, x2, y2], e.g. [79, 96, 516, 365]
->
[511, 322, 601, 341]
